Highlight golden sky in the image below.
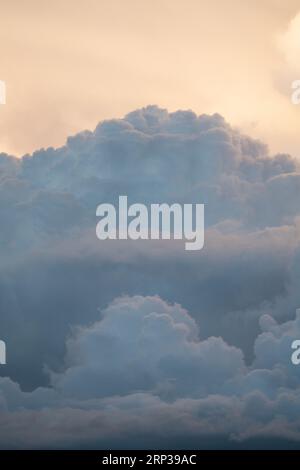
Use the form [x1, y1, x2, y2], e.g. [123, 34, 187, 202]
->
[0, 0, 299, 157]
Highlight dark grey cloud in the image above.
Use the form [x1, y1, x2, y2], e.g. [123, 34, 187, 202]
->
[0, 296, 300, 449]
[0, 106, 300, 447]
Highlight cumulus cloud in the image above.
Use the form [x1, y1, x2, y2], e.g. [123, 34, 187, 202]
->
[0, 106, 300, 447]
[0, 295, 300, 449]
[52, 296, 244, 400]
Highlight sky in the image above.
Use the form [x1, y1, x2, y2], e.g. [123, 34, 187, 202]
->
[0, 0, 300, 157]
[1, 0, 300, 450]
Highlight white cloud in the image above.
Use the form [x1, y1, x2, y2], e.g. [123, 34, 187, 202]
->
[279, 12, 300, 73]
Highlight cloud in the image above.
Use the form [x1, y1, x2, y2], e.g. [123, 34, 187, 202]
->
[51, 295, 244, 400]
[0, 106, 300, 447]
[0, 295, 300, 449]
[279, 11, 300, 74]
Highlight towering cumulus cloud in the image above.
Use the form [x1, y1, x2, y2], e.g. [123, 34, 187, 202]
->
[0, 106, 300, 448]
